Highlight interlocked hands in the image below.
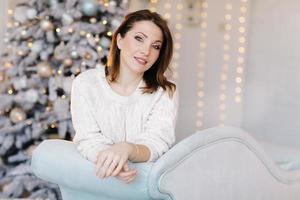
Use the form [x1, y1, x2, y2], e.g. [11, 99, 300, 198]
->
[95, 142, 137, 183]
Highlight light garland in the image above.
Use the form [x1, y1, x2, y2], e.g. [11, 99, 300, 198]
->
[196, 0, 208, 128]
[148, 0, 158, 12]
[218, 3, 233, 126]
[234, 0, 249, 104]
[163, 1, 172, 21]
[170, 1, 183, 81]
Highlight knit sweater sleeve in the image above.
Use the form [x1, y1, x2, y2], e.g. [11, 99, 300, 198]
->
[135, 89, 179, 162]
[71, 77, 114, 163]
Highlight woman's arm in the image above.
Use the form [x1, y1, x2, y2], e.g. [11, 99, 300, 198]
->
[71, 78, 114, 163]
[134, 89, 179, 162]
[95, 89, 179, 179]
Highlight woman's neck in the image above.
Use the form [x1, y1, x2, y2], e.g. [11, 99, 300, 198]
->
[118, 66, 143, 88]
[107, 65, 143, 96]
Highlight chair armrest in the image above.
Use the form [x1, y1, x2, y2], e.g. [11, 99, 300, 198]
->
[31, 139, 153, 200]
[148, 126, 300, 200]
[259, 140, 300, 171]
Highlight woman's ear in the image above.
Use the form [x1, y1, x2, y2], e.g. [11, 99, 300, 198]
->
[116, 33, 122, 50]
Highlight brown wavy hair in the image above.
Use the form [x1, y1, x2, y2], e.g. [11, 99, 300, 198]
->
[107, 9, 176, 96]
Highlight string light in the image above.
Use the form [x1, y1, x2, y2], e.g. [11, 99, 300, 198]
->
[68, 28, 74, 33]
[200, 22, 207, 29]
[240, 6, 247, 13]
[4, 62, 13, 68]
[7, 9, 13, 15]
[239, 36, 246, 43]
[225, 4, 232, 10]
[7, 22, 13, 28]
[89, 17, 97, 24]
[102, 20, 108, 25]
[235, 77, 242, 83]
[27, 42, 33, 48]
[225, 24, 232, 31]
[235, 87, 242, 93]
[80, 30, 86, 36]
[225, 14, 232, 21]
[148, 0, 158, 12]
[201, 12, 207, 18]
[21, 30, 27, 36]
[196, 0, 208, 129]
[202, 2, 208, 8]
[234, 0, 249, 104]
[175, 23, 183, 30]
[238, 26, 246, 33]
[170, 1, 182, 82]
[237, 67, 243, 73]
[7, 89, 13, 95]
[18, 51, 25, 56]
[163, 0, 172, 21]
[220, 94, 227, 100]
[97, 46, 103, 52]
[174, 42, 181, 50]
[107, 31, 112, 37]
[239, 16, 246, 23]
[235, 96, 242, 103]
[86, 33, 92, 38]
[219, 3, 233, 125]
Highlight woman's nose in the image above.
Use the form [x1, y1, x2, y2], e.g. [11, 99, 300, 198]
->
[140, 44, 151, 56]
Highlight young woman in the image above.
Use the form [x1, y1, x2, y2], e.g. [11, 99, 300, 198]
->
[71, 9, 178, 183]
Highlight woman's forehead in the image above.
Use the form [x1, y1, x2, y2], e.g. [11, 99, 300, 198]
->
[129, 21, 163, 41]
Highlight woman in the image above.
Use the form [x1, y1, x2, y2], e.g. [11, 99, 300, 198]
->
[71, 9, 178, 183]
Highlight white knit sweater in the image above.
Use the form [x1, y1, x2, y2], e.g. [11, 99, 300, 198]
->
[71, 66, 178, 163]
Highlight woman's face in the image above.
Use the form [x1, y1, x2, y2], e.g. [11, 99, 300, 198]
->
[117, 20, 163, 75]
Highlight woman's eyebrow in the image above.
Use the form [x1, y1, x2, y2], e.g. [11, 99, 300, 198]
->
[135, 31, 162, 43]
[135, 31, 148, 38]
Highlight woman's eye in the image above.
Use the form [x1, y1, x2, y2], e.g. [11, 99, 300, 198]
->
[153, 45, 161, 50]
[134, 36, 143, 42]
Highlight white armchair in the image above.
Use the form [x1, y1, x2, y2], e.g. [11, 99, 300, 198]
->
[31, 126, 300, 200]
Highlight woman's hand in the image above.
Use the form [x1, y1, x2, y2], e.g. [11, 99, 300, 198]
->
[95, 142, 135, 179]
[115, 162, 138, 183]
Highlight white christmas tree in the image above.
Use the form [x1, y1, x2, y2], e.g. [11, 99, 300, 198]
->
[0, 0, 127, 199]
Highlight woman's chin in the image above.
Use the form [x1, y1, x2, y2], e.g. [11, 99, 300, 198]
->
[130, 65, 149, 74]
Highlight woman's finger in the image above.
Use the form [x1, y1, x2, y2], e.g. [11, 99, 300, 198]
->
[124, 173, 137, 183]
[116, 172, 136, 182]
[96, 151, 106, 166]
[116, 175, 128, 182]
[123, 163, 129, 171]
[111, 158, 127, 177]
[98, 155, 113, 178]
[105, 158, 119, 177]
[95, 154, 107, 176]
[117, 169, 137, 179]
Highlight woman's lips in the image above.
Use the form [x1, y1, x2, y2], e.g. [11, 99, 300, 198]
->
[134, 56, 147, 65]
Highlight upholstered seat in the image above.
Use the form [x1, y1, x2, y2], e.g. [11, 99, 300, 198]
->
[31, 126, 300, 200]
